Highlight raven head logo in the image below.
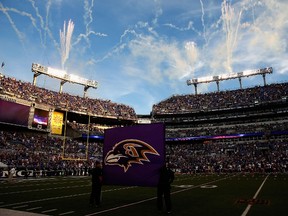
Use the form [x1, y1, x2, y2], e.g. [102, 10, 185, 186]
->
[104, 139, 160, 172]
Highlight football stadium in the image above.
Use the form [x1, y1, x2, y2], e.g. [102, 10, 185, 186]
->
[1, 65, 288, 216]
[1, 0, 288, 215]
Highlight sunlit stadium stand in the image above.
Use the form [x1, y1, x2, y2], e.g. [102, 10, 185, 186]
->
[0, 73, 136, 175]
[0, 75, 137, 120]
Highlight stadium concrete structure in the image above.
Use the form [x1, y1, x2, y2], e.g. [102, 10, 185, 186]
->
[0, 66, 288, 174]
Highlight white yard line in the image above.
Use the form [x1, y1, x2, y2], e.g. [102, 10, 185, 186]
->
[85, 197, 156, 216]
[41, 208, 57, 213]
[12, 205, 29, 209]
[0, 186, 135, 208]
[58, 211, 75, 215]
[0, 184, 88, 195]
[0, 175, 236, 216]
[26, 207, 42, 211]
[85, 175, 235, 216]
[241, 174, 270, 216]
[0, 193, 89, 208]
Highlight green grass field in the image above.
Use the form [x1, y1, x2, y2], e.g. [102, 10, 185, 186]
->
[0, 173, 288, 216]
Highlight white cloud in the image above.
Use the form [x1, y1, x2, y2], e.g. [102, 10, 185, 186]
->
[125, 35, 194, 85]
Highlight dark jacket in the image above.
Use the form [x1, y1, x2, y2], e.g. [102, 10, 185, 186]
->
[90, 167, 103, 185]
[158, 166, 174, 188]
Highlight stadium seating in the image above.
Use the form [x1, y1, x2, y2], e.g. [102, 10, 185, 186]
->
[0, 75, 137, 119]
[0, 74, 288, 175]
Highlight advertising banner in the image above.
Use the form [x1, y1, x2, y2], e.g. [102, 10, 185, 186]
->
[0, 99, 30, 126]
[51, 111, 64, 135]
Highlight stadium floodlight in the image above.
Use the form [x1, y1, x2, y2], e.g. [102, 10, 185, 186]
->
[220, 73, 238, 80]
[32, 63, 47, 74]
[69, 74, 81, 83]
[47, 67, 67, 79]
[187, 67, 273, 85]
[195, 76, 214, 84]
[32, 63, 98, 88]
[31, 63, 98, 96]
[187, 67, 273, 94]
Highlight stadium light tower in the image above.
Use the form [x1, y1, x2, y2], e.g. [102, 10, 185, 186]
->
[31, 63, 98, 97]
[187, 67, 273, 94]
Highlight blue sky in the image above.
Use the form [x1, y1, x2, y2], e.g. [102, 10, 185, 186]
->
[1, 0, 288, 114]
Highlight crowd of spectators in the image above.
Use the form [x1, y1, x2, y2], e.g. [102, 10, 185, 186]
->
[152, 82, 288, 114]
[0, 75, 137, 119]
[167, 141, 288, 174]
[0, 130, 103, 177]
[166, 121, 288, 138]
[67, 121, 113, 136]
[1, 129, 287, 176]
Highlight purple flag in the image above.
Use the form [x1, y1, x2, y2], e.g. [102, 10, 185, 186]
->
[103, 123, 165, 187]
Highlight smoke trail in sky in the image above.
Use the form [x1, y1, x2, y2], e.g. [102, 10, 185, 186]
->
[81, 0, 95, 46]
[0, 3, 25, 46]
[84, 0, 94, 29]
[185, 41, 199, 75]
[164, 21, 202, 36]
[120, 29, 138, 43]
[93, 28, 139, 64]
[45, 0, 52, 43]
[93, 0, 162, 65]
[152, 0, 162, 26]
[199, 0, 207, 44]
[28, 0, 45, 48]
[45, 0, 51, 47]
[95, 26, 143, 64]
[44, 0, 60, 53]
[221, 0, 235, 73]
[73, 31, 107, 46]
[0, 0, 60, 62]
[2, 5, 44, 47]
[60, 20, 74, 69]
[232, 9, 242, 52]
[73, 0, 106, 47]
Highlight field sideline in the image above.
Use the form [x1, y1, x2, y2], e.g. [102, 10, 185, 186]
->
[0, 173, 287, 216]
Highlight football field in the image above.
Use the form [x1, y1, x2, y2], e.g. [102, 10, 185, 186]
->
[0, 173, 287, 216]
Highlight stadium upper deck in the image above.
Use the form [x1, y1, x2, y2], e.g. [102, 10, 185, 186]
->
[152, 82, 288, 115]
[1, 72, 288, 143]
[0, 74, 137, 120]
[151, 82, 288, 145]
